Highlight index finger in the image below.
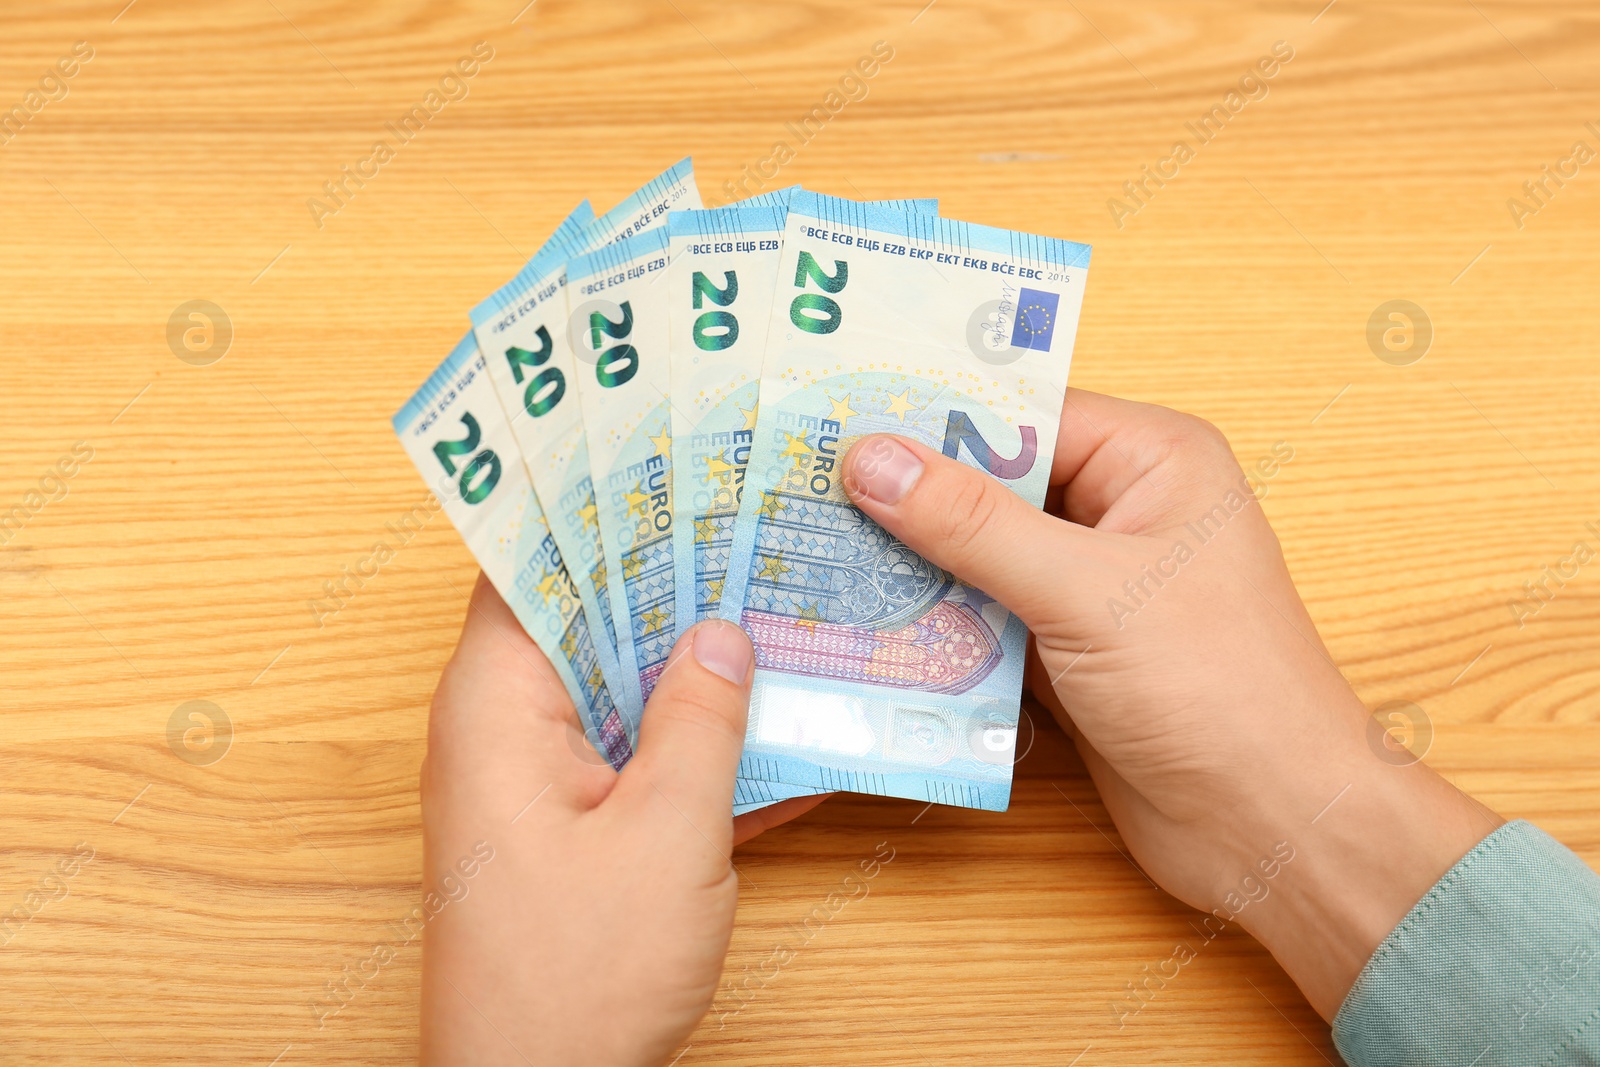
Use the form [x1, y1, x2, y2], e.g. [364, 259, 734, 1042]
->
[426, 573, 617, 813]
[1050, 387, 1203, 529]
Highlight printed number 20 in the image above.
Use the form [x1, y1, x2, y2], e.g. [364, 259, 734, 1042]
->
[790, 251, 847, 334]
[504, 325, 564, 418]
[590, 301, 638, 387]
[433, 412, 501, 504]
[692, 270, 738, 351]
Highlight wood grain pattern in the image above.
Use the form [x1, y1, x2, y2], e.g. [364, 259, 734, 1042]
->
[1, 1, 1597, 1062]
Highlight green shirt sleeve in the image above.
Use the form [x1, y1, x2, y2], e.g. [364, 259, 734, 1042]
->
[1333, 820, 1600, 1067]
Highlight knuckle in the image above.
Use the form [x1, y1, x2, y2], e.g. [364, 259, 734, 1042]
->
[1188, 416, 1232, 451]
[1159, 414, 1236, 470]
[651, 681, 745, 747]
[933, 471, 1007, 562]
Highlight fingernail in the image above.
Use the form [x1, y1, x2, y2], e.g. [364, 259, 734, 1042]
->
[693, 621, 753, 684]
[850, 438, 923, 504]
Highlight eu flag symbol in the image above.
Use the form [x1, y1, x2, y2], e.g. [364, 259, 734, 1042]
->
[1010, 288, 1060, 352]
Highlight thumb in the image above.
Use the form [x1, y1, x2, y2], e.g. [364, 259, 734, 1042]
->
[611, 620, 754, 836]
[842, 434, 1105, 627]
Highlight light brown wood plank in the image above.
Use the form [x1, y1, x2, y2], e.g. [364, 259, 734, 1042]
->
[2, 1, 1598, 1063]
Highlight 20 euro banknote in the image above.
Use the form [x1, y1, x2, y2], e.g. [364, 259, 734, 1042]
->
[393, 333, 799, 813]
[461, 164, 813, 809]
[393, 332, 634, 769]
[719, 190, 1091, 811]
[666, 191, 937, 626]
[566, 227, 683, 703]
[470, 159, 699, 728]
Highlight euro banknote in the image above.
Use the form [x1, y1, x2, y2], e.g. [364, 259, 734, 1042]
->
[470, 159, 699, 729]
[393, 332, 808, 814]
[566, 227, 683, 703]
[462, 162, 816, 809]
[666, 192, 938, 626]
[393, 332, 634, 769]
[718, 190, 1091, 811]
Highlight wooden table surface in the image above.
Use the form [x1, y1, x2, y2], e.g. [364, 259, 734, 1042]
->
[3, 1, 1598, 1063]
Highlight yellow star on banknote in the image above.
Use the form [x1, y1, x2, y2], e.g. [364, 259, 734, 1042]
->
[781, 430, 811, 461]
[649, 428, 672, 458]
[622, 554, 645, 579]
[694, 517, 718, 543]
[577, 500, 599, 531]
[588, 663, 605, 691]
[740, 404, 758, 430]
[759, 553, 789, 580]
[640, 606, 668, 634]
[883, 389, 916, 421]
[625, 486, 651, 516]
[560, 627, 580, 659]
[827, 394, 858, 425]
[704, 576, 725, 602]
[536, 572, 561, 601]
[759, 493, 787, 520]
[706, 454, 735, 481]
[793, 602, 825, 632]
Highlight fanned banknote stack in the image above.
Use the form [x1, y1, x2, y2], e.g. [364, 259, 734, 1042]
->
[394, 159, 1090, 814]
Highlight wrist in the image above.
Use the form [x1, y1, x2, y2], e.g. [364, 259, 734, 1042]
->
[1234, 735, 1501, 1019]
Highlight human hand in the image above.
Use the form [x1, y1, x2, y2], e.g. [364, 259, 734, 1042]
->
[419, 575, 824, 1066]
[841, 388, 1499, 1018]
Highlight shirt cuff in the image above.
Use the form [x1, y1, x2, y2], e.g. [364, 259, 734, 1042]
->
[1333, 819, 1600, 1067]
